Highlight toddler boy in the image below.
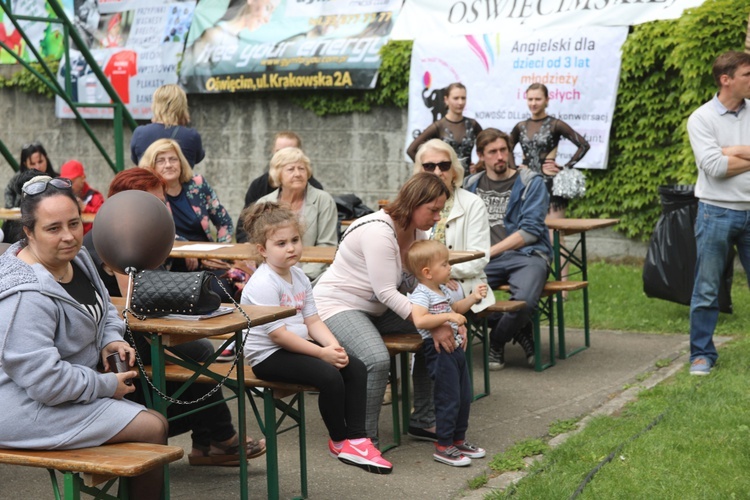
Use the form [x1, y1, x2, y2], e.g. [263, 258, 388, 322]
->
[407, 240, 488, 467]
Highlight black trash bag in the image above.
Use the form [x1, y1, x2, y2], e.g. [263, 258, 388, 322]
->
[334, 194, 374, 239]
[642, 185, 733, 313]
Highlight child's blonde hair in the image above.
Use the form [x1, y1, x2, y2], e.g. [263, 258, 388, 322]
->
[240, 201, 305, 247]
[406, 240, 449, 278]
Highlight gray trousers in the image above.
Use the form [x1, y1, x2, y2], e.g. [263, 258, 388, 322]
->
[484, 250, 549, 346]
[324, 309, 435, 441]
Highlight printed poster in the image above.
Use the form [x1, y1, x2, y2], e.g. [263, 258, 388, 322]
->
[56, 0, 195, 119]
[407, 27, 629, 169]
[179, 0, 402, 93]
[0, 0, 69, 64]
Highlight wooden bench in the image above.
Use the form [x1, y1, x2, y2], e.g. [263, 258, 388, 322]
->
[0, 442, 183, 500]
[466, 300, 527, 399]
[497, 280, 589, 368]
[380, 333, 424, 452]
[142, 361, 315, 500]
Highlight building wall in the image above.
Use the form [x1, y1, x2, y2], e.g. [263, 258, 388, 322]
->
[0, 87, 648, 259]
[0, 89, 410, 223]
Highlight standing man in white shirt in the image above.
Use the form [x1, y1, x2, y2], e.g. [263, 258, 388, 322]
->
[686, 50, 750, 376]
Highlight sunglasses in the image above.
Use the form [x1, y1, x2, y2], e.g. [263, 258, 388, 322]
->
[422, 161, 453, 172]
[21, 141, 42, 151]
[22, 178, 73, 197]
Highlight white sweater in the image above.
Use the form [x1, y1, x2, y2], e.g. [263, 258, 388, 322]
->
[687, 95, 750, 210]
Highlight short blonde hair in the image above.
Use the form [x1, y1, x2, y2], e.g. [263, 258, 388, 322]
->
[413, 139, 464, 188]
[151, 84, 190, 126]
[406, 239, 449, 277]
[268, 147, 312, 188]
[139, 139, 193, 184]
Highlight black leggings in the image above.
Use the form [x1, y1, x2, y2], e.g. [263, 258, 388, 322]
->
[253, 349, 368, 442]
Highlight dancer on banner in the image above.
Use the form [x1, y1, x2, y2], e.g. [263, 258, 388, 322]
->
[407, 83, 483, 176]
[510, 83, 589, 294]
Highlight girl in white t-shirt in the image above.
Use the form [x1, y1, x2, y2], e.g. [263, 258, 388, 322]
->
[240, 202, 392, 475]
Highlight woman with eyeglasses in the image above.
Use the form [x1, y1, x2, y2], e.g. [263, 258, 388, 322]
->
[255, 147, 337, 281]
[4, 142, 57, 209]
[407, 82, 483, 177]
[0, 173, 167, 500]
[139, 139, 236, 298]
[413, 139, 494, 313]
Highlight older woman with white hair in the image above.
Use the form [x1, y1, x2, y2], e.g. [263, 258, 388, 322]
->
[413, 139, 494, 312]
[256, 147, 337, 280]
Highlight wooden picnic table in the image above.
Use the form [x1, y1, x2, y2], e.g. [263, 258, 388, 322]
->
[543, 218, 620, 359]
[170, 241, 484, 266]
[111, 297, 295, 500]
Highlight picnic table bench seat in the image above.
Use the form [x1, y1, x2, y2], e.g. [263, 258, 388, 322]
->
[0, 442, 183, 500]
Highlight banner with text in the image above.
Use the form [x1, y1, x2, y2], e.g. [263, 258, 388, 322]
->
[179, 0, 401, 93]
[56, 0, 195, 119]
[392, 0, 705, 39]
[407, 27, 628, 169]
[0, 0, 69, 64]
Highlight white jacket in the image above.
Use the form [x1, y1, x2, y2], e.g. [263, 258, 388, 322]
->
[441, 187, 494, 312]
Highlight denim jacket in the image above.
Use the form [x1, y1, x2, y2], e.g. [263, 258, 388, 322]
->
[464, 169, 552, 262]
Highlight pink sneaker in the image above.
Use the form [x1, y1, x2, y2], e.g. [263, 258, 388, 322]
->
[328, 439, 344, 458]
[337, 438, 393, 474]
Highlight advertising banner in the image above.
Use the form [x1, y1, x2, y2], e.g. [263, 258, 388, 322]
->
[391, 0, 706, 39]
[0, 0, 68, 64]
[407, 27, 628, 169]
[179, 0, 401, 93]
[56, 0, 195, 119]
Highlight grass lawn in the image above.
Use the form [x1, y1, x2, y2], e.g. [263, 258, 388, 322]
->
[482, 262, 750, 498]
[557, 261, 750, 335]
[487, 337, 750, 499]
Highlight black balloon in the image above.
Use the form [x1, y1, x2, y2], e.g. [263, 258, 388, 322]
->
[92, 190, 175, 274]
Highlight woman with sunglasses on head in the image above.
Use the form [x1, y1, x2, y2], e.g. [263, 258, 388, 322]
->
[4, 142, 57, 209]
[413, 139, 494, 313]
[407, 82, 483, 177]
[0, 173, 168, 500]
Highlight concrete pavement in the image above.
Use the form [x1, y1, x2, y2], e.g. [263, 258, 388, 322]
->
[0, 328, 691, 499]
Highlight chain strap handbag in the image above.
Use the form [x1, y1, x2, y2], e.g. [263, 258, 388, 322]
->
[123, 270, 253, 406]
[130, 270, 221, 317]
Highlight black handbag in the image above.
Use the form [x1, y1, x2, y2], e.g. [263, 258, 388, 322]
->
[130, 270, 221, 317]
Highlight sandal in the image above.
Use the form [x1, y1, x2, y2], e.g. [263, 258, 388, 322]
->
[188, 435, 266, 466]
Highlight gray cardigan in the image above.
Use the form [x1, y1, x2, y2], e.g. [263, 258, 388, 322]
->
[0, 242, 145, 450]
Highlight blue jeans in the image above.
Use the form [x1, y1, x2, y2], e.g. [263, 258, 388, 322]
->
[422, 339, 471, 447]
[689, 202, 750, 363]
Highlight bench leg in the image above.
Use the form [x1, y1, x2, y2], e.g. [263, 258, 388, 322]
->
[249, 387, 308, 500]
[263, 388, 281, 500]
[380, 356, 401, 453]
[400, 353, 411, 435]
[55, 470, 122, 500]
[532, 297, 556, 372]
[465, 315, 490, 401]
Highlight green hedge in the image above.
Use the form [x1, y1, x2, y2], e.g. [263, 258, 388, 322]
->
[572, 0, 750, 239]
[292, 0, 749, 240]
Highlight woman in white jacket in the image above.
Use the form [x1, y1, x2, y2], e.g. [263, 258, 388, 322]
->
[413, 139, 494, 312]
